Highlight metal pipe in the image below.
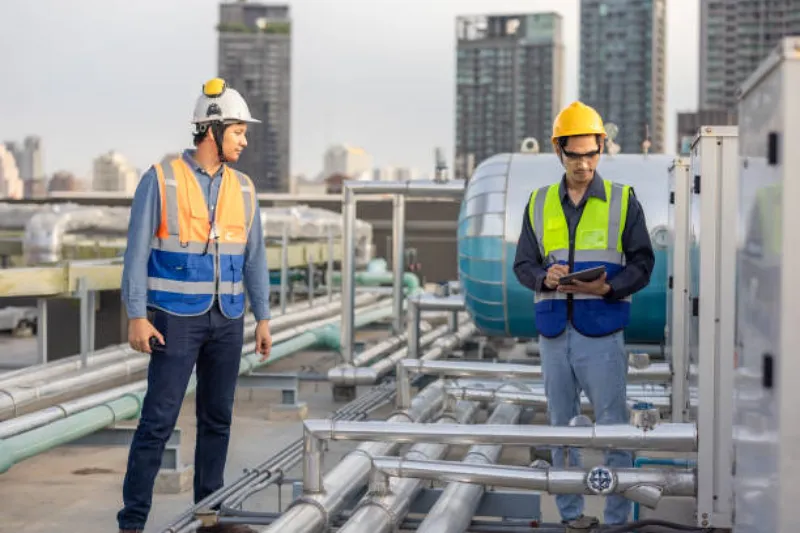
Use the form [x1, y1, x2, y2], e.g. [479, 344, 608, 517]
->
[337, 400, 480, 533]
[0, 296, 349, 391]
[0, 299, 378, 419]
[280, 223, 289, 314]
[340, 185, 357, 364]
[415, 400, 523, 533]
[302, 419, 698, 452]
[370, 458, 696, 508]
[0, 304, 396, 474]
[328, 320, 476, 386]
[407, 294, 465, 359]
[327, 226, 334, 303]
[340, 180, 465, 365]
[444, 386, 673, 412]
[263, 380, 448, 533]
[328, 324, 449, 385]
[398, 359, 672, 383]
[391, 194, 405, 335]
[350, 322, 432, 367]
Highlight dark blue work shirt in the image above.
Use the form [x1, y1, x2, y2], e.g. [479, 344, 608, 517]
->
[121, 149, 271, 321]
[512, 172, 655, 302]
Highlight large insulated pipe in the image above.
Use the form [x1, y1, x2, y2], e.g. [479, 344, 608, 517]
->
[0, 303, 396, 474]
[265, 380, 448, 533]
[301, 420, 698, 460]
[349, 321, 433, 368]
[371, 458, 696, 509]
[337, 399, 480, 533]
[403, 400, 522, 533]
[340, 180, 465, 365]
[407, 294, 465, 359]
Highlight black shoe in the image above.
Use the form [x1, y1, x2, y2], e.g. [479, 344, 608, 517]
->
[562, 515, 600, 531]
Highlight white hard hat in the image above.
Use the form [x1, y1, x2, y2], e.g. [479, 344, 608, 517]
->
[191, 78, 260, 125]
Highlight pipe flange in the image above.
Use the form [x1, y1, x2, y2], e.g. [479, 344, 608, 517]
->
[586, 466, 617, 495]
[287, 495, 330, 528]
[386, 410, 415, 423]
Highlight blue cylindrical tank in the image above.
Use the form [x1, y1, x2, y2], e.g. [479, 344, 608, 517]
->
[457, 153, 673, 344]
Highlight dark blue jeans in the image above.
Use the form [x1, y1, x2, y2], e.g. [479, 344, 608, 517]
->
[117, 305, 244, 530]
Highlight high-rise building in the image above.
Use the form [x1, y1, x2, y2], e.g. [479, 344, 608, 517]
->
[700, 0, 800, 115]
[322, 144, 373, 180]
[217, 1, 292, 192]
[455, 12, 564, 179]
[0, 144, 23, 199]
[92, 151, 139, 195]
[579, 0, 667, 153]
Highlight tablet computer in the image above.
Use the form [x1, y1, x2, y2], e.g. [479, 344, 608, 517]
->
[559, 266, 606, 285]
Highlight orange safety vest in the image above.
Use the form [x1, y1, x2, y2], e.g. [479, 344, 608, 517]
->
[146, 157, 256, 318]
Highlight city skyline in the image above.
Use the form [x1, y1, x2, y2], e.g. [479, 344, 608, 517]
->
[0, 0, 700, 182]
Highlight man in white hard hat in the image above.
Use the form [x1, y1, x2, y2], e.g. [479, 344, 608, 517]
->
[117, 78, 271, 533]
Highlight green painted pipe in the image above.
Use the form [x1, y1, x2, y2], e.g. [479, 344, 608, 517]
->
[327, 271, 421, 293]
[0, 303, 394, 474]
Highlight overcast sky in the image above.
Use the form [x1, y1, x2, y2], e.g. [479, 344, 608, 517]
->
[0, 0, 699, 181]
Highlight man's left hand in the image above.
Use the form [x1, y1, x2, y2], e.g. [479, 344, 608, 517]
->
[255, 320, 272, 361]
[557, 273, 611, 296]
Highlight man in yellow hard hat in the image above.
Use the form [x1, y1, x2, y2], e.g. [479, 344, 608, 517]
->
[513, 101, 655, 527]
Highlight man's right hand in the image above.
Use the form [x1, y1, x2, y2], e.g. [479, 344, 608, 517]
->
[543, 264, 570, 290]
[128, 318, 165, 354]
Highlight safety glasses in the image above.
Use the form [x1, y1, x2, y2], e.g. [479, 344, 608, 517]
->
[562, 148, 601, 160]
[203, 78, 227, 98]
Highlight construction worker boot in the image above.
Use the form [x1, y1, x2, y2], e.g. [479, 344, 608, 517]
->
[119, 530, 143, 533]
[562, 514, 600, 532]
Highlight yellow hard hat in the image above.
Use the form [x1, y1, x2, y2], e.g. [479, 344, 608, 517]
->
[551, 101, 607, 144]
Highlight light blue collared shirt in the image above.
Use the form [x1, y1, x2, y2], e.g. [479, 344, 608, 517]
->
[121, 149, 271, 321]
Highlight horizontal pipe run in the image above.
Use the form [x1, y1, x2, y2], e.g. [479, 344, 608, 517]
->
[398, 359, 672, 383]
[327, 319, 475, 386]
[303, 420, 698, 452]
[336, 400, 480, 533]
[344, 180, 466, 199]
[350, 322, 433, 367]
[0, 304, 394, 474]
[265, 380, 448, 533]
[370, 458, 696, 508]
[0, 297, 383, 420]
[416, 401, 524, 533]
[444, 386, 673, 411]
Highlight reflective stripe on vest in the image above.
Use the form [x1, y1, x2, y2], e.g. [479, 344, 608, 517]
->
[527, 179, 632, 337]
[146, 158, 256, 318]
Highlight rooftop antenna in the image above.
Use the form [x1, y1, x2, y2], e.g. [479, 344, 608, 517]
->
[434, 147, 449, 182]
[641, 124, 651, 155]
[605, 123, 621, 156]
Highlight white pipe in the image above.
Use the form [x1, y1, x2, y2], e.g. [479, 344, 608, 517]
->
[302, 419, 698, 452]
[340, 180, 465, 364]
[264, 380, 448, 533]
[370, 458, 696, 509]
[337, 399, 480, 533]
